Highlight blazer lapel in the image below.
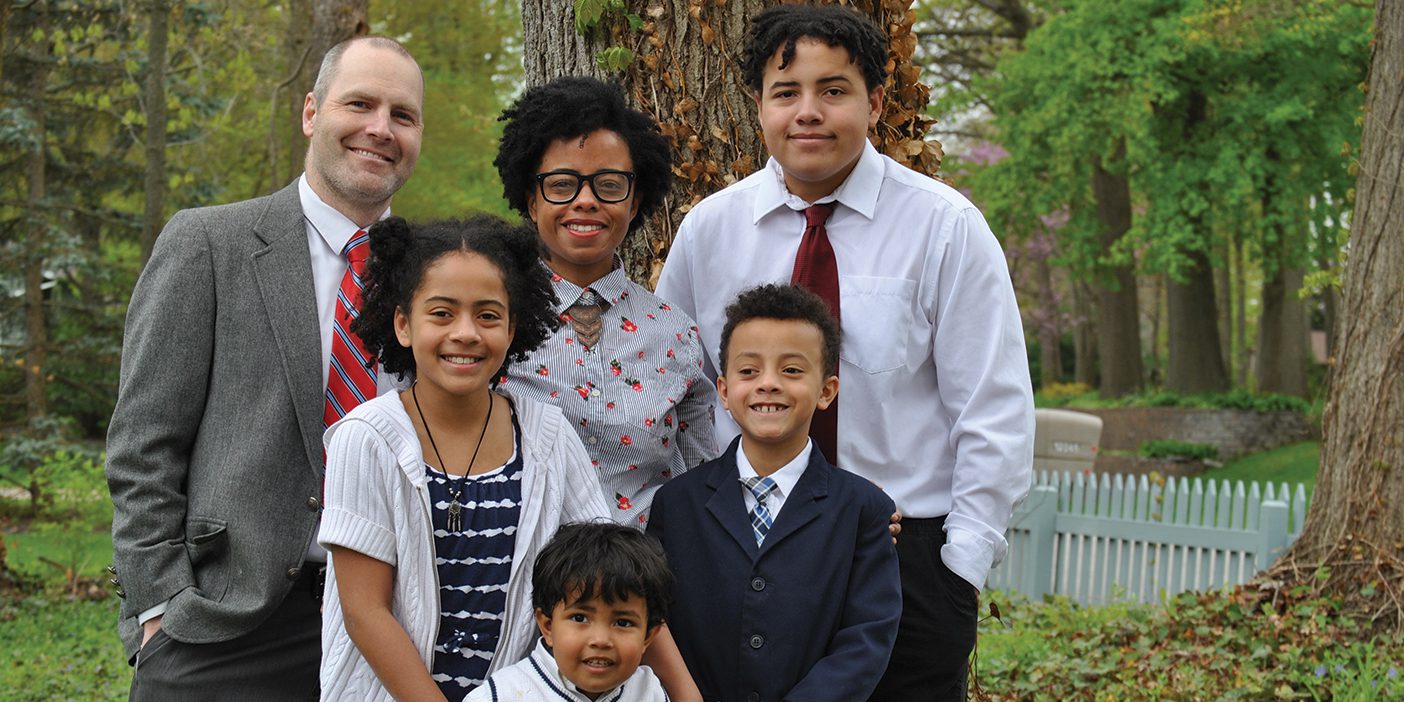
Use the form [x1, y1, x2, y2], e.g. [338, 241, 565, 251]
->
[251, 182, 324, 475]
[705, 440, 760, 557]
[756, 449, 830, 553]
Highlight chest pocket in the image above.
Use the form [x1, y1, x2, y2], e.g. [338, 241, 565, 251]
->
[839, 276, 920, 375]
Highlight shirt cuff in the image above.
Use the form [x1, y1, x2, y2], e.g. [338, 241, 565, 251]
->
[138, 601, 168, 625]
[940, 525, 996, 591]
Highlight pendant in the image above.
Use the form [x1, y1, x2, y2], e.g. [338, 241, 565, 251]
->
[447, 499, 462, 533]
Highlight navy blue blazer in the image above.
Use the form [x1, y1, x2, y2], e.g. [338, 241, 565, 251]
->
[647, 439, 901, 702]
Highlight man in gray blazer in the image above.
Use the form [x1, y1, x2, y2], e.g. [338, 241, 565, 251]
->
[105, 36, 423, 699]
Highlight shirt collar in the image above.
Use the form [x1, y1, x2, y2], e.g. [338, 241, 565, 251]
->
[736, 438, 812, 499]
[298, 174, 390, 254]
[547, 258, 632, 313]
[751, 140, 883, 224]
[530, 638, 627, 701]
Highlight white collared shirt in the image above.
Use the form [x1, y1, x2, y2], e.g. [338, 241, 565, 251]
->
[657, 141, 1035, 590]
[735, 439, 813, 523]
[463, 638, 668, 702]
[298, 175, 400, 396]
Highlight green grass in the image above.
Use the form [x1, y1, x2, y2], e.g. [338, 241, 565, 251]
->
[1207, 440, 1320, 487]
[0, 596, 129, 701]
[4, 523, 114, 582]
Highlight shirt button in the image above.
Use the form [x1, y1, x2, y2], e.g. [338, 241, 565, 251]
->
[750, 577, 766, 591]
[306, 496, 321, 511]
[588, 436, 598, 445]
[749, 634, 764, 649]
[286, 567, 301, 581]
[591, 388, 601, 397]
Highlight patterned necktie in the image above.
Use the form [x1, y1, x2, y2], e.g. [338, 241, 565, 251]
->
[790, 203, 839, 464]
[741, 476, 779, 546]
[565, 288, 607, 349]
[323, 230, 378, 428]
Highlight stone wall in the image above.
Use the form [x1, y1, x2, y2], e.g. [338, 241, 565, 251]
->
[1048, 407, 1315, 477]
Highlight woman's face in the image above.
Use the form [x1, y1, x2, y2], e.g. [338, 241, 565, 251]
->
[527, 129, 640, 287]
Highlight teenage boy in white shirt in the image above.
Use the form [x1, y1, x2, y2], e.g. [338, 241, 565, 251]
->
[655, 5, 1034, 700]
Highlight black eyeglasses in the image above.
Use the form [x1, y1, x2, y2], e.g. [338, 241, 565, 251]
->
[534, 170, 637, 204]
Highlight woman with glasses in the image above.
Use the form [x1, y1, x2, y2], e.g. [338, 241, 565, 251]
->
[494, 76, 719, 528]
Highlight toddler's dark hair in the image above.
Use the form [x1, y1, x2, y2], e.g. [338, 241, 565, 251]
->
[740, 4, 888, 95]
[350, 215, 559, 381]
[531, 522, 673, 630]
[718, 284, 841, 377]
[495, 76, 672, 233]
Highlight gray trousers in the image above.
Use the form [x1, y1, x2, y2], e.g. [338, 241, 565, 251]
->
[129, 585, 320, 701]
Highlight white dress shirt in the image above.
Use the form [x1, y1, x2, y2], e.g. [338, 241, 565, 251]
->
[735, 439, 813, 524]
[656, 141, 1035, 590]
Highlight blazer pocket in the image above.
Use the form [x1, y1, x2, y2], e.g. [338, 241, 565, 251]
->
[185, 516, 230, 602]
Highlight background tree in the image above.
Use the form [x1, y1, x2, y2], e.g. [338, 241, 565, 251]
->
[520, 0, 942, 285]
[1274, 0, 1404, 631]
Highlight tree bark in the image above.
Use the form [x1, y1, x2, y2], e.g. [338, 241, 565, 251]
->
[519, 0, 942, 286]
[22, 3, 50, 419]
[1165, 247, 1230, 393]
[141, 0, 170, 266]
[1091, 152, 1142, 398]
[1254, 263, 1309, 397]
[1071, 281, 1097, 386]
[1277, 0, 1404, 630]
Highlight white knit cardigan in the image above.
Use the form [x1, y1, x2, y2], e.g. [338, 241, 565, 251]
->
[318, 391, 613, 701]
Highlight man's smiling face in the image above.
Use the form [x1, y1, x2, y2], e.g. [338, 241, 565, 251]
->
[302, 41, 423, 225]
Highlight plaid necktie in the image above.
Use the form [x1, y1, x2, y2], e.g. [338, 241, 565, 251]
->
[791, 203, 839, 464]
[565, 288, 607, 349]
[323, 230, 377, 428]
[741, 476, 779, 546]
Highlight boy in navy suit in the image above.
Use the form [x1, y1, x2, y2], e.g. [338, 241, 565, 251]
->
[647, 284, 900, 702]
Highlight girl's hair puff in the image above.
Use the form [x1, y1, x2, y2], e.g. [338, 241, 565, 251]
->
[494, 76, 673, 233]
[350, 215, 560, 382]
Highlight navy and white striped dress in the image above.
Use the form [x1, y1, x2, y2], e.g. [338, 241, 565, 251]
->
[426, 412, 523, 697]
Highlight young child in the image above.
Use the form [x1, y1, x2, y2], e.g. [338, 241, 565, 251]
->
[318, 215, 614, 701]
[646, 284, 901, 702]
[655, 5, 1035, 698]
[466, 522, 673, 701]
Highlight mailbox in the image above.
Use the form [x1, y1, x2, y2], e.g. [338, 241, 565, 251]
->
[1033, 408, 1102, 473]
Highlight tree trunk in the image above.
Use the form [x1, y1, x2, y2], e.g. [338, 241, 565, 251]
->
[1215, 239, 1232, 377]
[1165, 247, 1230, 393]
[22, 4, 50, 419]
[1091, 152, 1142, 398]
[1234, 235, 1249, 387]
[1071, 281, 1097, 386]
[1275, 0, 1404, 631]
[141, 0, 170, 266]
[267, 0, 366, 194]
[1034, 258, 1061, 388]
[1255, 263, 1310, 397]
[519, 0, 942, 286]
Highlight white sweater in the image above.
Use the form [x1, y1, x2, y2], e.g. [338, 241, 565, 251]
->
[465, 639, 669, 702]
[318, 391, 613, 701]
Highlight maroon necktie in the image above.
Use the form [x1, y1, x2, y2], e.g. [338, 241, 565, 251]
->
[790, 203, 839, 464]
[323, 230, 378, 428]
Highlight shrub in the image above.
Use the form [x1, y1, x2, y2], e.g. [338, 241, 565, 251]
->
[1140, 439, 1218, 461]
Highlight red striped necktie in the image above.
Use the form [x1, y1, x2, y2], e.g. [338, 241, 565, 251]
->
[790, 203, 840, 465]
[323, 230, 378, 428]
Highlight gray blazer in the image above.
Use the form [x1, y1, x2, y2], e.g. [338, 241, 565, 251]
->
[106, 181, 327, 658]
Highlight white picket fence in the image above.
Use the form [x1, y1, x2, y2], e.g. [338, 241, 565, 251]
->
[988, 470, 1311, 604]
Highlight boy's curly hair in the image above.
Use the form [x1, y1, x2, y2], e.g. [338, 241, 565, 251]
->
[494, 76, 672, 233]
[349, 215, 559, 382]
[740, 4, 888, 94]
[719, 284, 842, 377]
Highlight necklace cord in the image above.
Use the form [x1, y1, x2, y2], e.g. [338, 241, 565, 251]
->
[412, 383, 495, 498]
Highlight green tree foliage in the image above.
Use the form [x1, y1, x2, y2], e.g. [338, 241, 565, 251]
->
[969, 0, 1369, 389]
[376, 1, 521, 219]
